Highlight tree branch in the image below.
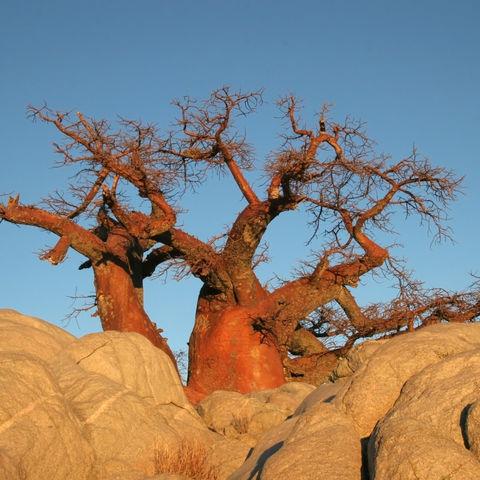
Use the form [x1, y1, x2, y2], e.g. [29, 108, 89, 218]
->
[40, 236, 70, 265]
[169, 88, 262, 204]
[142, 245, 183, 278]
[1, 198, 106, 262]
[67, 167, 109, 219]
[155, 228, 231, 291]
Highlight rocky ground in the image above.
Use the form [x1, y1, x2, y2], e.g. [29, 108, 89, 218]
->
[2, 308, 480, 479]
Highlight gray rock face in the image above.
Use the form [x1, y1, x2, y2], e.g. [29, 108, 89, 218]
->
[369, 348, 480, 479]
[294, 380, 346, 415]
[4, 309, 480, 480]
[55, 330, 195, 414]
[0, 310, 247, 480]
[332, 338, 388, 380]
[228, 401, 361, 480]
[0, 308, 75, 361]
[229, 323, 480, 479]
[0, 352, 95, 479]
[49, 355, 181, 479]
[196, 382, 316, 446]
[334, 323, 480, 437]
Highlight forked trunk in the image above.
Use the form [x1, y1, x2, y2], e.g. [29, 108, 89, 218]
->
[187, 295, 286, 398]
[93, 261, 177, 365]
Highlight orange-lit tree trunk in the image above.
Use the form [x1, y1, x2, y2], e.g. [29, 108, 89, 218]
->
[77, 222, 178, 364]
[187, 288, 285, 396]
[185, 238, 389, 398]
[157, 201, 292, 398]
[92, 262, 175, 362]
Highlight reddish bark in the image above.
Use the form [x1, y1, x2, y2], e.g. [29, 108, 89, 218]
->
[187, 302, 285, 397]
[93, 261, 176, 363]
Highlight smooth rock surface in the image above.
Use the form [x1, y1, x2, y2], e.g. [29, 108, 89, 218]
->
[369, 348, 480, 479]
[334, 323, 480, 437]
[49, 354, 182, 479]
[228, 401, 361, 480]
[0, 352, 95, 479]
[56, 330, 194, 413]
[333, 338, 388, 380]
[4, 310, 480, 480]
[197, 382, 316, 446]
[0, 310, 250, 480]
[0, 308, 75, 361]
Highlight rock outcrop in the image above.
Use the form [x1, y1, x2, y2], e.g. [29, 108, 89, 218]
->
[334, 323, 480, 438]
[228, 399, 362, 480]
[0, 308, 76, 361]
[230, 323, 480, 479]
[369, 348, 480, 479]
[0, 309, 248, 480]
[3, 309, 480, 480]
[0, 351, 95, 479]
[196, 382, 316, 446]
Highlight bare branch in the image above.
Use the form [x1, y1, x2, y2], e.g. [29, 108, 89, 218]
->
[168, 88, 262, 204]
[40, 236, 70, 265]
[1, 200, 106, 262]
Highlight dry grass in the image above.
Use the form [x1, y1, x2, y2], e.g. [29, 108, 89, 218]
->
[154, 438, 221, 480]
[231, 414, 250, 435]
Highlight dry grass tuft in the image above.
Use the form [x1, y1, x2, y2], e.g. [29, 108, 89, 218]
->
[231, 414, 250, 435]
[154, 438, 221, 480]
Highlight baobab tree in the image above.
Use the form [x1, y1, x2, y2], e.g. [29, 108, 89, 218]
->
[1, 88, 477, 400]
[150, 90, 476, 396]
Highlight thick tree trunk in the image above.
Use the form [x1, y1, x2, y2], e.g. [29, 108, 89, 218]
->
[187, 293, 285, 398]
[93, 261, 177, 365]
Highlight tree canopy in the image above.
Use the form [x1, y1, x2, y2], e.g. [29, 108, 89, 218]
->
[1, 88, 479, 399]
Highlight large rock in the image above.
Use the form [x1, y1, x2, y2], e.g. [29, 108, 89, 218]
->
[6, 310, 480, 480]
[247, 382, 317, 410]
[196, 383, 315, 446]
[332, 338, 388, 380]
[228, 401, 361, 480]
[0, 352, 95, 479]
[48, 354, 182, 479]
[0, 308, 75, 361]
[369, 348, 480, 479]
[294, 380, 345, 415]
[229, 323, 480, 479]
[0, 311, 248, 480]
[55, 330, 194, 413]
[50, 330, 249, 478]
[334, 323, 480, 437]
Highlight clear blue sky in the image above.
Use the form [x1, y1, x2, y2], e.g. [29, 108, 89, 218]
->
[1, 0, 479, 353]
